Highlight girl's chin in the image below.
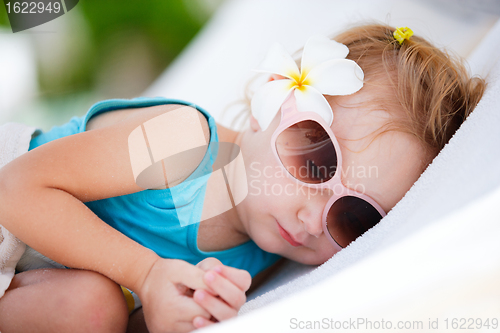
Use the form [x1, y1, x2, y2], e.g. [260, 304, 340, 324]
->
[285, 248, 337, 266]
[253, 234, 286, 255]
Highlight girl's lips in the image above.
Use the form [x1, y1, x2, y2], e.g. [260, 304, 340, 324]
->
[276, 220, 302, 247]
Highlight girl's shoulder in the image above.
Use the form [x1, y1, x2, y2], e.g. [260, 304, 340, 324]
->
[86, 103, 209, 136]
[86, 106, 142, 131]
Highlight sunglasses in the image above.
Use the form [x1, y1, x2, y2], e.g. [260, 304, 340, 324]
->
[270, 94, 386, 250]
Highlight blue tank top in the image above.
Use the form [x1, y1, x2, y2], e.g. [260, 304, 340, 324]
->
[28, 97, 281, 277]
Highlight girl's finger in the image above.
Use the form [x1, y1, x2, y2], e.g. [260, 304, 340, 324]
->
[193, 316, 217, 329]
[212, 265, 252, 292]
[196, 257, 223, 271]
[203, 271, 247, 309]
[168, 259, 216, 294]
[171, 288, 212, 321]
[172, 321, 198, 333]
[193, 289, 238, 322]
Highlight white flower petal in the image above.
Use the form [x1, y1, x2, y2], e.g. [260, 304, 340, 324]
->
[294, 85, 334, 126]
[251, 80, 294, 131]
[305, 59, 364, 96]
[254, 43, 301, 81]
[300, 35, 349, 74]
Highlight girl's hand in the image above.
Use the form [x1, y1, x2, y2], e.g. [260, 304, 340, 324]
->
[192, 257, 252, 329]
[137, 258, 215, 333]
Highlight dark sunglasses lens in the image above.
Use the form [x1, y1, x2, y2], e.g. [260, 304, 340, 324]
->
[326, 196, 382, 248]
[275, 120, 337, 184]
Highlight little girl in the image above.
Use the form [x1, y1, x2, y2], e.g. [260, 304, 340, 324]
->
[0, 23, 485, 333]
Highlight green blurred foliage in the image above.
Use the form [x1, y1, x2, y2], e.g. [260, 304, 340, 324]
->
[0, 0, 214, 98]
[0, 2, 9, 26]
[73, 0, 208, 97]
[79, 0, 202, 60]
[74, 0, 207, 96]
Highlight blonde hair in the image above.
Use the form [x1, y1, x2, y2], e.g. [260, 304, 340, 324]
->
[332, 23, 486, 155]
[229, 23, 486, 159]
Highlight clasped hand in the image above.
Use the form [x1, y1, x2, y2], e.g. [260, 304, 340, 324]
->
[137, 257, 252, 333]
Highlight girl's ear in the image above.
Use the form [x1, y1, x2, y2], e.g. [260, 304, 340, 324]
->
[250, 114, 261, 132]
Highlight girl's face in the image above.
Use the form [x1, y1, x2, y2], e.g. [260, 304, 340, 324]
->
[236, 86, 430, 265]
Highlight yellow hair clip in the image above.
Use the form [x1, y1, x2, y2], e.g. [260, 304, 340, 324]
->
[393, 27, 413, 44]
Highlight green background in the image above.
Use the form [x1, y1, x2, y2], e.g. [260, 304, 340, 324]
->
[0, 0, 223, 129]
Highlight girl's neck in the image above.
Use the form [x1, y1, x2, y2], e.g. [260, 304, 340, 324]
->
[209, 122, 248, 237]
[216, 122, 240, 145]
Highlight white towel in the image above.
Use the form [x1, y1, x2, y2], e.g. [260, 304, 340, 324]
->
[0, 122, 41, 298]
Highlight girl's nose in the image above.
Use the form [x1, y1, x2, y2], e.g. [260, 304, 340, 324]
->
[297, 187, 332, 238]
[297, 204, 324, 238]
[302, 218, 323, 238]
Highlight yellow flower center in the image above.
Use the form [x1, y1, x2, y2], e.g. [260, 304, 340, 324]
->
[289, 70, 310, 92]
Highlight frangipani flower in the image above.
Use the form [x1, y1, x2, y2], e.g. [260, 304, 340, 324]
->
[251, 35, 365, 131]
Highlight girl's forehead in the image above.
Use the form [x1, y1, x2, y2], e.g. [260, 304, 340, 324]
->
[329, 99, 393, 145]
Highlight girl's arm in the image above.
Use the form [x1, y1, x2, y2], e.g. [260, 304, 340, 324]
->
[0, 105, 252, 332]
[0, 104, 209, 294]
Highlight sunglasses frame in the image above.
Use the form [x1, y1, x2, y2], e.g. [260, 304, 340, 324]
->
[270, 94, 387, 250]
